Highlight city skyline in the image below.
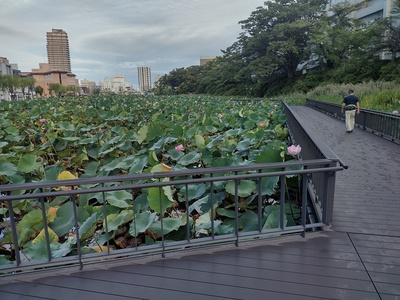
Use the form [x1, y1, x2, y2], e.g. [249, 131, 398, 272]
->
[1, 0, 263, 88]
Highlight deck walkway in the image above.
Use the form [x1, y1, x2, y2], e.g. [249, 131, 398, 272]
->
[1, 106, 399, 300]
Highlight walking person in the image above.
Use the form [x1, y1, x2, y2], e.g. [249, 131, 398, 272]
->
[341, 89, 360, 133]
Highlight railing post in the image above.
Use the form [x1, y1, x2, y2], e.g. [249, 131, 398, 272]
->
[102, 184, 111, 254]
[39, 190, 52, 262]
[185, 182, 190, 242]
[7, 198, 21, 267]
[158, 184, 165, 258]
[257, 171, 263, 233]
[322, 168, 336, 225]
[210, 177, 215, 239]
[70, 187, 83, 270]
[301, 173, 308, 237]
[234, 174, 239, 247]
[279, 175, 285, 230]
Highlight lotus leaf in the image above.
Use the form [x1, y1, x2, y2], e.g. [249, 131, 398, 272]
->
[137, 125, 148, 144]
[0, 162, 18, 176]
[147, 186, 174, 213]
[79, 213, 100, 240]
[225, 180, 256, 198]
[32, 227, 59, 244]
[177, 183, 206, 202]
[129, 211, 157, 236]
[105, 210, 134, 232]
[178, 151, 201, 166]
[263, 206, 287, 229]
[149, 217, 185, 236]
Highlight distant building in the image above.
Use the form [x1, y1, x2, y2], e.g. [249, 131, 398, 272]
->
[100, 76, 133, 94]
[31, 63, 77, 97]
[200, 56, 217, 66]
[329, 0, 395, 22]
[0, 57, 22, 100]
[328, 0, 397, 58]
[46, 29, 72, 72]
[79, 79, 97, 95]
[0, 57, 13, 76]
[138, 67, 151, 93]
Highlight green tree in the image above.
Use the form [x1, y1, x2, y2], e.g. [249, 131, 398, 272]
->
[35, 85, 44, 97]
[0, 75, 20, 99]
[236, 0, 327, 81]
[91, 88, 101, 96]
[19, 77, 35, 99]
[48, 83, 61, 97]
[65, 85, 77, 96]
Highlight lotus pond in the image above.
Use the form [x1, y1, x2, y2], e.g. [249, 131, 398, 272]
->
[0, 95, 302, 265]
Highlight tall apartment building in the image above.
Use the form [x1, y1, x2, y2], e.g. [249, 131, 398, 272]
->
[46, 29, 71, 72]
[328, 0, 397, 58]
[138, 67, 151, 93]
[329, 0, 395, 23]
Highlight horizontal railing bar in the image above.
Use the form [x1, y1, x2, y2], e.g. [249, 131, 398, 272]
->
[0, 159, 336, 193]
[0, 166, 343, 202]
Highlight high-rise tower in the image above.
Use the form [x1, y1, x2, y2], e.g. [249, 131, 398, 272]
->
[46, 29, 71, 72]
[138, 67, 151, 93]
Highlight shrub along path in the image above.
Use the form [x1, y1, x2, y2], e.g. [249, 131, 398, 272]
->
[0, 105, 399, 299]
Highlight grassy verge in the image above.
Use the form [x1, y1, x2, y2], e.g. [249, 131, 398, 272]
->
[283, 81, 400, 113]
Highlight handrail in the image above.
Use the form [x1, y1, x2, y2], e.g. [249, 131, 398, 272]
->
[0, 159, 335, 196]
[306, 98, 400, 144]
[0, 159, 342, 275]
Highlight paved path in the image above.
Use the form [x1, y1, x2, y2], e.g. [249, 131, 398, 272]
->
[290, 105, 400, 235]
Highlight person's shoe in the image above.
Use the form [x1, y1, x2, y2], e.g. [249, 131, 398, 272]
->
[346, 130, 351, 133]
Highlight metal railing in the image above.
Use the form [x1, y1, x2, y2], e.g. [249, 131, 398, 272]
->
[0, 159, 343, 275]
[283, 103, 348, 225]
[0, 101, 346, 275]
[306, 99, 400, 144]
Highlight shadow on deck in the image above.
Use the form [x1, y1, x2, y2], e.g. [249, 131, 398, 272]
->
[1, 106, 399, 300]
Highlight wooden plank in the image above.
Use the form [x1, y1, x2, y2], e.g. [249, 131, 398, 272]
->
[17, 269, 315, 300]
[0, 281, 136, 300]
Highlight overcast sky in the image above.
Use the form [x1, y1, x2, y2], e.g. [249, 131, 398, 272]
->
[0, 0, 264, 89]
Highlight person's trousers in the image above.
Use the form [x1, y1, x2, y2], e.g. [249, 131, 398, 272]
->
[345, 110, 356, 131]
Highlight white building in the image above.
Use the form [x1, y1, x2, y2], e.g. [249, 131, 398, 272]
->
[99, 76, 133, 94]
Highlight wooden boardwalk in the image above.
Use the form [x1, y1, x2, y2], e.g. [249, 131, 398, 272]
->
[1, 106, 399, 299]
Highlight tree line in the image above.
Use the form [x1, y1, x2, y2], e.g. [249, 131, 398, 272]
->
[0, 75, 35, 100]
[154, 0, 400, 97]
[0, 75, 79, 99]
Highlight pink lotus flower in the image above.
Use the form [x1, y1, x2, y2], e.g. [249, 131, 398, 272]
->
[39, 118, 46, 123]
[175, 144, 184, 151]
[287, 145, 302, 157]
[217, 113, 223, 118]
[393, 110, 398, 114]
[259, 121, 266, 127]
